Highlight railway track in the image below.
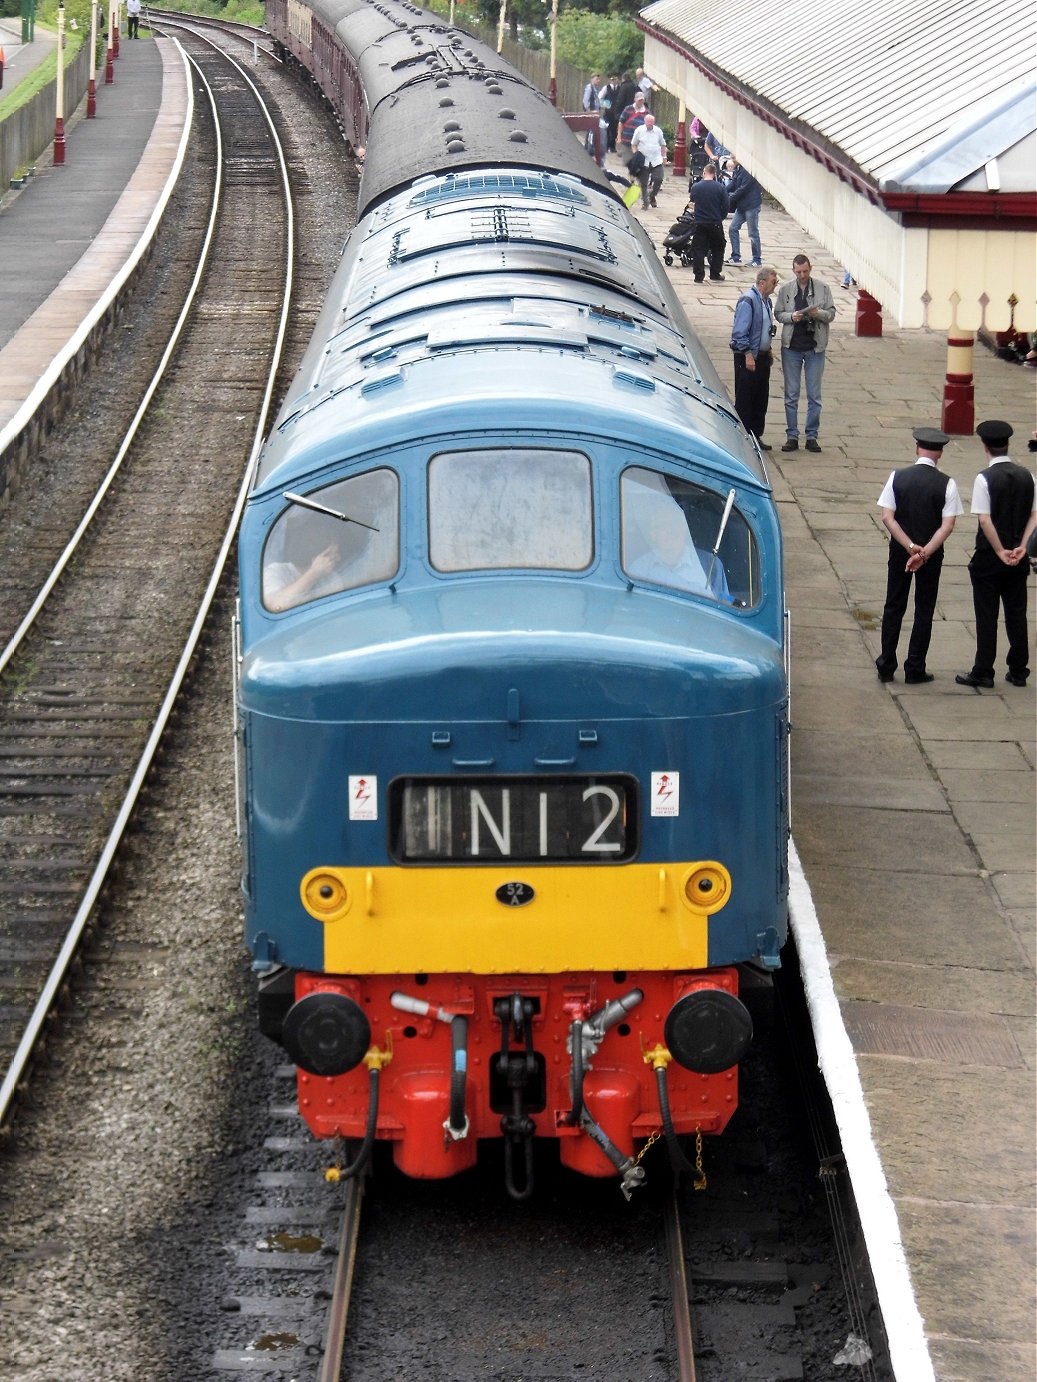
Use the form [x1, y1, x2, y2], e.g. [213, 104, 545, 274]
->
[209, 999, 863, 1381]
[0, 30, 294, 1130]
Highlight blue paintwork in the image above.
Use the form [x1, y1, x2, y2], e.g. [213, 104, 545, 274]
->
[236, 89, 790, 990]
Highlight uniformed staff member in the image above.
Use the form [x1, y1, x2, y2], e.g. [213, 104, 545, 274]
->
[875, 426, 963, 684]
[956, 419, 1037, 689]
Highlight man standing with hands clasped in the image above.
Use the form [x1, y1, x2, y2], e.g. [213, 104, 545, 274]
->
[956, 420, 1037, 689]
[875, 427, 963, 684]
[730, 266, 779, 450]
[775, 255, 836, 453]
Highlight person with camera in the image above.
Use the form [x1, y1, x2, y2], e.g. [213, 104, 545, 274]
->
[730, 265, 779, 450]
[774, 255, 836, 454]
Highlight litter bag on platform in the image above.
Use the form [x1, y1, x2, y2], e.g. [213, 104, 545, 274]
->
[622, 182, 641, 209]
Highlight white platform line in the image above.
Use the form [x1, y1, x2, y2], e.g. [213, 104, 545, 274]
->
[788, 837, 936, 1382]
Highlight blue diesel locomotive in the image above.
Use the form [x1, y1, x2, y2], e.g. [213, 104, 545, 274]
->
[236, 0, 789, 1197]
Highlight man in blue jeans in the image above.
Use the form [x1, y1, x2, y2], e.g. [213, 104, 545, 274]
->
[773, 255, 836, 453]
[724, 157, 763, 266]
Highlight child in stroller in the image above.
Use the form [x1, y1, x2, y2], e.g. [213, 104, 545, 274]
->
[663, 203, 695, 267]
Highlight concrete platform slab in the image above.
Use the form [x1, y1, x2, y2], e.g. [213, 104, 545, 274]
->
[799, 864, 1026, 971]
[830, 959, 1035, 1017]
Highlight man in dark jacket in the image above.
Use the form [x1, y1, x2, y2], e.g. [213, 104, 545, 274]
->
[686, 164, 728, 283]
[875, 427, 963, 684]
[613, 74, 638, 126]
[725, 157, 764, 266]
[956, 420, 1037, 688]
[601, 73, 620, 151]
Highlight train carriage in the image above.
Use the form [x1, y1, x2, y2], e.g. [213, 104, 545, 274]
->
[236, 0, 789, 1197]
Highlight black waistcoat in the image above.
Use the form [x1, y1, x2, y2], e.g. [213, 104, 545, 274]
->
[976, 462, 1035, 551]
[891, 463, 948, 545]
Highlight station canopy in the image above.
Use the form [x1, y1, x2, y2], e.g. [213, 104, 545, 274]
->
[639, 0, 1037, 330]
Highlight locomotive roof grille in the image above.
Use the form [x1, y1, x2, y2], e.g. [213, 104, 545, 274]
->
[410, 173, 590, 207]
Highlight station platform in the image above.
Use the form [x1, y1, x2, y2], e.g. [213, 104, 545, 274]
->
[0, 31, 188, 473]
[0, 16, 57, 99]
[627, 176, 1036, 1379]
[0, 45, 1033, 1380]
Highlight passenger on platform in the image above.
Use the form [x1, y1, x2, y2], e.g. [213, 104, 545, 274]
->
[600, 73, 620, 152]
[617, 93, 647, 167]
[704, 129, 730, 167]
[774, 255, 836, 454]
[613, 72, 637, 128]
[127, 0, 141, 38]
[686, 163, 728, 283]
[874, 428, 963, 684]
[687, 118, 709, 182]
[724, 156, 763, 266]
[631, 113, 667, 209]
[730, 266, 779, 450]
[956, 420, 1037, 689]
[635, 67, 658, 110]
[581, 73, 606, 165]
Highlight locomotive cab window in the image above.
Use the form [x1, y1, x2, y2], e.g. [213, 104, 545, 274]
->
[262, 469, 399, 612]
[621, 466, 761, 609]
[428, 449, 592, 572]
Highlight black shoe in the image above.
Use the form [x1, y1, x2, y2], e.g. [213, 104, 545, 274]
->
[904, 672, 934, 684]
[781, 439, 798, 452]
[709, 273, 726, 281]
[1005, 671, 1029, 687]
[955, 672, 994, 689]
[805, 438, 822, 453]
[876, 664, 895, 683]
[694, 276, 704, 283]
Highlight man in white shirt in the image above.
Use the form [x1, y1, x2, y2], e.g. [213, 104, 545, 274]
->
[955, 419, 1037, 688]
[875, 427, 963, 684]
[630, 114, 667, 210]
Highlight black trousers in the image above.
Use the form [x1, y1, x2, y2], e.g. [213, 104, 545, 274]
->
[877, 550, 943, 676]
[967, 550, 1031, 677]
[128, 13, 139, 35]
[733, 350, 772, 440]
[690, 222, 725, 280]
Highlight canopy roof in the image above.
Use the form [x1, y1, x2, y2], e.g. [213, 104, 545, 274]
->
[639, 0, 1036, 196]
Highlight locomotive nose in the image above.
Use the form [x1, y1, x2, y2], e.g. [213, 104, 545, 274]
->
[281, 991, 371, 1076]
[663, 988, 753, 1074]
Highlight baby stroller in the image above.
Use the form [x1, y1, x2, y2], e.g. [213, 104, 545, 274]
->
[662, 207, 695, 267]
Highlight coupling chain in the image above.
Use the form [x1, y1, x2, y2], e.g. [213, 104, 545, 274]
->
[636, 1129, 661, 1163]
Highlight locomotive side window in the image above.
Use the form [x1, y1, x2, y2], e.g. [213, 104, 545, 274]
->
[262, 469, 399, 612]
[621, 467, 761, 609]
[428, 449, 592, 572]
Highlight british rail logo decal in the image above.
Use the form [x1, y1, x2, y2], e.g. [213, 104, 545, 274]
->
[651, 771, 680, 817]
[348, 775, 378, 821]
